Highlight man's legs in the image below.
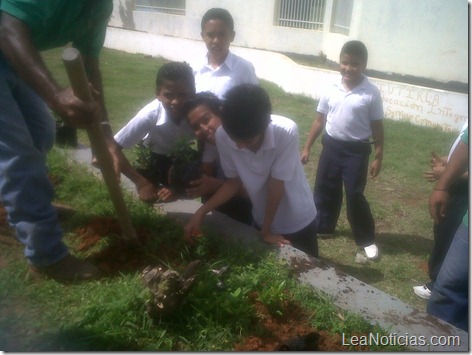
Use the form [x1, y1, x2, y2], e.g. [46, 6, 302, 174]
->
[0, 58, 68, 266]
[0, 55, 99, 281]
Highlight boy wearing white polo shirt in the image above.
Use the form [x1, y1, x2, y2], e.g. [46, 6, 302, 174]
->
[184, 84, 318, 257]
[301, 40, 384, 260]
[193, 8, 258, 98]
[110, 62, 196, 202]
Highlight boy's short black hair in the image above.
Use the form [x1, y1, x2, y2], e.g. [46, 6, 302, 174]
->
[221, 84, 271, 140]
[340, 40, 368, 64]
[155, 61, 195, 91]
[183, 91, 221, 118]
[201, 8, 234, 31]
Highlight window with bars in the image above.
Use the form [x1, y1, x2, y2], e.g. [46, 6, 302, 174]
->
[276, 0, 326, 30]
[331, 0, 353, 35]
[135, 0, 186, 15]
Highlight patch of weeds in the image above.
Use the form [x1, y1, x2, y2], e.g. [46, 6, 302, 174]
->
[257, 279, 289, 316]
[133, 141, 154, 172]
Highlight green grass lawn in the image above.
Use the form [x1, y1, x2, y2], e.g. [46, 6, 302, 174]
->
[42, 46, 458, 311]
[0, 47, 459, 351]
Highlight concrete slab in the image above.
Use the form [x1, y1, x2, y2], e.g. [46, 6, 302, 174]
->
[160, 198, 468, 352]
[66, 148, 468, 352]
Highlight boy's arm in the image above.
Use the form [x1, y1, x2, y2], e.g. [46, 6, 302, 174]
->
[183, 177, 242, 244]
[429, 140, 468, 224]
[301, 112, 326, 164]
[370, 120, 384, 178]
[260, 177, 291, 247]
[108, 143, 164, 202]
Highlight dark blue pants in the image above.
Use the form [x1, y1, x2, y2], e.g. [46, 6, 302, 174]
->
[254, 218, 318, 258]
[314, 134, 375, 247]
[427, 223, 468, 332]
[427, 180, 468, 289]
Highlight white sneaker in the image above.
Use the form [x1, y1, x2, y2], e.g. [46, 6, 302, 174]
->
[364, 244, 379, 259]
[413, 285, 431, 300]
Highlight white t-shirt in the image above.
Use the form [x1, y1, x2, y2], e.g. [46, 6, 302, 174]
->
[202, 142, 219, 164]
[193, 51, 258, 99]
[216, 115, 317, 234]
[317, 75, 384, 141]
[114, 99, 194, 155]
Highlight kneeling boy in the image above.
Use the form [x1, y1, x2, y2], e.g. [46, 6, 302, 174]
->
[110, 62, 196, 202]
[183, 92, 253, 225]
[183, 84, 318, 257]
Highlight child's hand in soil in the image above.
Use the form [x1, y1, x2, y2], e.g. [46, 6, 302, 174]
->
[185, 175, 222, 198]
[262, 234, 291, 247]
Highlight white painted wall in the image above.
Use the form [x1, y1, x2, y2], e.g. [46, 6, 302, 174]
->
[104, 27, 467, 132]
[109, 0, 467, 84]
[352, 0, 468, 84]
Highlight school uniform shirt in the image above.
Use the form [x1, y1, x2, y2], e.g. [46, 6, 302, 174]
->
[114, 99, 194, 155]
[202, 141, 219, 164]
[202, 141, 230, 181]
[216, 115, 317, 234]
[193, 51, 258, 99]
[317, 75, 384, 141]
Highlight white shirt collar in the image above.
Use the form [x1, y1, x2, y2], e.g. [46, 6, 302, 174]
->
[204, 51, 235, 71]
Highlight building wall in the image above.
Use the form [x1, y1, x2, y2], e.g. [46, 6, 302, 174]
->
[104, 27, 468, 132]
[109, 0, 468, 84]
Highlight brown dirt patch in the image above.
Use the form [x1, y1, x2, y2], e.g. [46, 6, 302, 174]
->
[71, 215, 183, 276]
[234, 292, 368, 351]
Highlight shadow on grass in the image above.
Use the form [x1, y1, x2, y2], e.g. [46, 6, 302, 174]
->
[375, 232, 434, 257]
[317, 230, 434, 284]
[26, 326, 141, 351]
[319, 228, 434, 258]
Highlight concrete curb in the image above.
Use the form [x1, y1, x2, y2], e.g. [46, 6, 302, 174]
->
[68, 147, 468, 351]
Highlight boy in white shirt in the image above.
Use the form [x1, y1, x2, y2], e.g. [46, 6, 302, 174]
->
[183, 91, 252, 225]
[184, 85, 318, 257]
[301, 40, 384, 260]
[193, 8, 258, 99]
[110, 62, 196, 202]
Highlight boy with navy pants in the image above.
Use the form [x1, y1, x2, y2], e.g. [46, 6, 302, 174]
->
[301, 40, 384, 260]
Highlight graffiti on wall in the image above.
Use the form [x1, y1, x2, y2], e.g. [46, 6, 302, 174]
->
[374, 81, 467, 133]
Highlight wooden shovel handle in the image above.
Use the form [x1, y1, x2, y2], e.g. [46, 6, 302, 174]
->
[61, 47, 137, 243]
